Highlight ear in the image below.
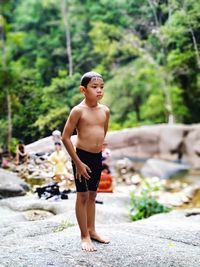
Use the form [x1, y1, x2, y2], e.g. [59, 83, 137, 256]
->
[80, 86, 85, 93]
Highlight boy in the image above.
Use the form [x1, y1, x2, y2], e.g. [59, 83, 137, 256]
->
[62, 71, 110, 252]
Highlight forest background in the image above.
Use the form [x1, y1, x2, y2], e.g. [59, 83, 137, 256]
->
[0, 0, 200, 153]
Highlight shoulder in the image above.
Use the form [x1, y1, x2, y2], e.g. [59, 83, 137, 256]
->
[71, 104, 82, 113]
[69, 105, 83, 117]
[99, 104, 110, 113]
[103, 105, 110, 118]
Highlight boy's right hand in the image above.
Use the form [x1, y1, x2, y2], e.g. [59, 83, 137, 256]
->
[76, 162, 91, 180]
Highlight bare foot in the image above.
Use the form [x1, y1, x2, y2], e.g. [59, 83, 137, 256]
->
[81, 236, 97, 252]
[89, 231, 110, 244]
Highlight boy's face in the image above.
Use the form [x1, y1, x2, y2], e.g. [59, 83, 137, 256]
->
[80, 78, 104, 101]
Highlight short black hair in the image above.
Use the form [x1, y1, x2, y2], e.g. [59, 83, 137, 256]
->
[80, 71, 103, 87]
[54, 142, 61, 146]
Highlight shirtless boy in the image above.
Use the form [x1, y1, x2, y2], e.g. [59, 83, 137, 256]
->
[62, 71, 110, 252]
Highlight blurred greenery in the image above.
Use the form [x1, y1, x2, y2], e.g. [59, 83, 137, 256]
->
[0, 0, 200, 149]
[130, 179, 171, 221]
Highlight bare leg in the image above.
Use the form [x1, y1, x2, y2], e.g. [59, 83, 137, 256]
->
[15, 152, 19, 165]
[75, 192, 97, 252]
[87, 191, 110, 244]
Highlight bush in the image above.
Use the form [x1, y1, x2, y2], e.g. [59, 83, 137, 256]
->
[130, 178, 170, 221]
[8, 137, 19, 155]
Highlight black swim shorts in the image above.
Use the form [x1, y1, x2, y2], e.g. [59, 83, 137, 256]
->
[72, 148, 102, 192]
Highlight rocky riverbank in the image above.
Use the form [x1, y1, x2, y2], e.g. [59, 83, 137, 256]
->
[1, 166, 200, 266]
[1, 192, 200, 267]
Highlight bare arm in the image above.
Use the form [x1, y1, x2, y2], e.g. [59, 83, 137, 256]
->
[104, 106, 110, 136]
[62, 107, 91, 179]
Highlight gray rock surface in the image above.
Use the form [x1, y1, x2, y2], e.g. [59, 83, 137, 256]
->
[1, 192, 200, 267]
[105, 124, 200, 169]
[140, 158, 190, 179]
[0, 169, 30, 198]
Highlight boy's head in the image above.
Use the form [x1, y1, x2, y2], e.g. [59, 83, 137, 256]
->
[80, 71, 103, 88]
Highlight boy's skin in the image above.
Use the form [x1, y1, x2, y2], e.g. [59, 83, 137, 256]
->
[62, 73, 110, 252]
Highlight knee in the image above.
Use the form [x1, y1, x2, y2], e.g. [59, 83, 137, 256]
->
[88, 192, 97, 202]
[77, 193, 89, 205]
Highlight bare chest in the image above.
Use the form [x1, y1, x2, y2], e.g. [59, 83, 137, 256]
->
[78, 109, 106, 127]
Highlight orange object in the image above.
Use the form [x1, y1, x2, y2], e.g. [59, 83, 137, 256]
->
[97, 171, 113, 193]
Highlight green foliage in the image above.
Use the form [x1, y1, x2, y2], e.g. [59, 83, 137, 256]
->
[130, 179, 170, 221]
[105, 59, 178, 125]
[0, 119, 8, 149]
[141, 94, 166, 123]
[34, 71, 81, 136]
[1, 0, 200, 148]
[35, 106, 69, 135]
[8, 137, 19, 155]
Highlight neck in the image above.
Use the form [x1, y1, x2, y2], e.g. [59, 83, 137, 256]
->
[84, 99, 98, 108]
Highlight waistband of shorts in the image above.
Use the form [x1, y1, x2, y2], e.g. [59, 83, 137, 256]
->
[75, 147, 102, 156]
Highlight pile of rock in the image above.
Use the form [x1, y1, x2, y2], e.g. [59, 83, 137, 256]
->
[8, 152, 73, 186]
[14, 154, 53, 181]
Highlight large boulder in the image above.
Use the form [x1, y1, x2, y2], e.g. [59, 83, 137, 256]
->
[106, 126, 160, 158]
[105, 124, 200, 168]
[0, 169, 30, 198]
[184, 128, 200, 168]
[26, 124, 200, 169]
[26, 136, 54, 154]
[140, 158, 190, 179]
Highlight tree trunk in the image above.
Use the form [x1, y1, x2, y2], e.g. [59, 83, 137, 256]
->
[134, 97, 141, 122]
[147, 0, 159, 27]
[189, 27, 200, 69]
[61, 0, 73, 76]
[7, 91, 12, 152]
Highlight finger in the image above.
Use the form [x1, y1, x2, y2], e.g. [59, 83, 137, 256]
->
[83, 171, 91, 180]
[86, 165, 92, 173]
[76, 172, 81, 180]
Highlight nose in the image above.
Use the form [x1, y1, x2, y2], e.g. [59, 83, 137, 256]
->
[97, 87, 103, 92]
